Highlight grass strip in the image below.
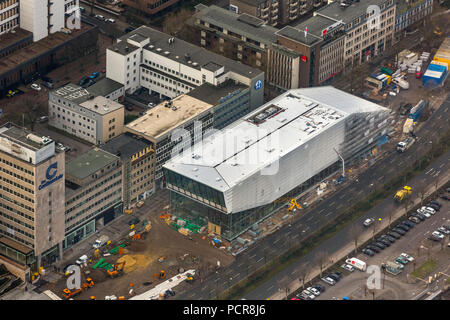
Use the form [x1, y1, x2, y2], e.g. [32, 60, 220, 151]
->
[410, 259, 437, 279]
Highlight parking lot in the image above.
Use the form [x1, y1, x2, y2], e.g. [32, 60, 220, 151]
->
[294, 191, 450, 300]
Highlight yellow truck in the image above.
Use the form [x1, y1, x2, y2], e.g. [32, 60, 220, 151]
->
[394, 186, 412, 202]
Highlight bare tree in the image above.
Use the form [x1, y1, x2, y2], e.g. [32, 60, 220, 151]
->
[348, 224, 361, 253]
[416, 182, 428, 207]
[433, 173, 441, 193]
[162, 9, 193, 37]
[402, 199, 412, 218]
[316, 251, 328, 278]
[298, 263, 310, 289]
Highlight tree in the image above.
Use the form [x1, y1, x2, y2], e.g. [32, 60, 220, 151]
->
[416, 182, 428, 207]
[162, 9, 193, 37]
[402, 199, 412, 219]
[348, 224, 361, 253]
[298, 263, 310, 289]
[433, 173, 441, 193]
[316, 251, 328, 278]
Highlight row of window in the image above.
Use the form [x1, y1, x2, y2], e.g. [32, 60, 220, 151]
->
[132, 179, 153, 195]
[0, 176, 34, 194]
[0, 193, 34, 213]
[0, 184, 34, 204]
[0, 229, 33, 248]
[143, 60, 201, 85]
[0, 201, 34, 223]
[0, 211, 34, 231]
[0, 167, 34, 185]
[0, 157, 34, 176]
[0, 219, 34, 240]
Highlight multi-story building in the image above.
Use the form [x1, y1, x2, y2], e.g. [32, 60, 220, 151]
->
[101, 133, 155, 209]
[163, 86, 391, 241]
[0, 0, 20, 35]
[19, 0, 80, 42]
[276, 15, 346, 86]
[48, 82, 125, 145]
[315, 0, 396, 67]
[106, 25, 265, 104]
[121, 0, 179, 16]
[229, 0, 282, 26]
[0, 123, 65, 274]
[395, 0, 432, 41]
[63, 148, 123, 250]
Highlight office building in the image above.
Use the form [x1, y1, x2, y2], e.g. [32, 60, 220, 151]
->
[395, 0, 432, 41]
[0, 123, 65, 274]
[63, 148, 122, 250]
[106, 25, 264, 106]
[121, 0, 179, 16]
[0, 0, 20, 35]
[101, 133, 155, 209]
[48, 82, 125, 145]
[163, 87, 391, 240]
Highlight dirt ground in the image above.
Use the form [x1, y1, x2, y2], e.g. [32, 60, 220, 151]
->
[42, 198, 235, 300]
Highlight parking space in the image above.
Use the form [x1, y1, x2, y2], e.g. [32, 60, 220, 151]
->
[296, 193, 450, 300]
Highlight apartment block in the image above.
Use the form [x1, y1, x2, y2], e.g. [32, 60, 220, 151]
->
[229, 0, 281, 26]
[0, 123, 65, 272]
[48, 82, 125, 145]
[102, 133, 155, 209]
[106, 25, 264, 109]
[121, 0, 179, 15]
[0, 0, 20, 35]
[64, 148, 122, 250]
[395, 0, 432, 40]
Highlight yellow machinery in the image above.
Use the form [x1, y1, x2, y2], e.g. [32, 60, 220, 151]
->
[152, 270, 166, 280]
[288, 198, 301, 211]
[62, 288, 83, 299]
[186, 273, 195, 283]
[434, 27, 443, 36]
[107, 261, 126, 278]
[82, 278, 95, 289]
[394, 186, 412, 202]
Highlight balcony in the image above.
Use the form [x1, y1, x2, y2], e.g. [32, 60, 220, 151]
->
[300, 8, 308, 15]
[290, 1, 299, 7]
[290, 7, 298, 14]
[261, 6, 269, 13]
[313, 0, 322, 7]
[261, 11, 269, 19]
[272, 1, 279, 8]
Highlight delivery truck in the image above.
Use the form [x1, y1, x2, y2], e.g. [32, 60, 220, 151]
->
[397, 137, 415, 153]
[345, 258, 367, 271]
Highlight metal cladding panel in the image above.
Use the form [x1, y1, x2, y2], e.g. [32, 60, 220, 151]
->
[226, 120, 346, 213]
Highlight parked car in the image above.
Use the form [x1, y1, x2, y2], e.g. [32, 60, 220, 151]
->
[307, 287, 320, 296]
[429, 200, 442, 208]
[147, 102, 156, 108]
[341, 264, 355, 272]
[428, 234, 442, 242]
[379, 239, 391, 247]
[421, 206, 436, 215]
[76, 255, 88, 265]
[106, 18, 115, 23]
[332, 271, 343, 280]
[396, 224, 410, 232]
[78, 77, 89, 86]
[362, 248, 375, 256]
[395, 256, 409, 265]
[89, 72, 99, 79]
[136, 201, 144, 208]
[440, 194, 450, 201]
[380, 235, 395, 243]
[392, 228, 406, 235]
[402, 220, 415, 228]
[373, 242, 387, 249]
[94, 14, 105, 21]
[82, 79, 95, 88]
[302, 290, 316, 299]
[367, 245, 381, 253]
[296, 293, 309, 300]
[400, 253, 414, 262]
[36, 116, 49, 123]
[312, 284, 325, 293]
[31, 83, 41, 91]
[443, 225, 450, 231]
[387, 231, 401, 239]
[326, 274, 339, 282]
[413, 212, 426, 220]
[321, 277, 336, 285]
[427, 203, 440, 211]
[431, 231, 444, 240]
[408, 216, 421, 224]
[363, 218, 375, 227]
[438, 227, 450, 235]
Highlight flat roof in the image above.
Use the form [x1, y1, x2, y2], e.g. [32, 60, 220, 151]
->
[295, 15, 342, 38]
[126, 94, 213, 139]
[187, 80, 248, 106]
[192, 5, 279, 45]
[0, 23, 93, 76]
[316, 0, 390, 25]
[0, 28, 32, 53]
[116, 26, 261, 79]
[276, 26, 322, 46]
[87, 78, 124, 97]
[79, 96, 123, 115]
[0, 237, 33, 255]
[66, 148, 119, 180]
[101, 133, 152, 161]
[164, 86, 388, 192]
[0, 123, 52, 151]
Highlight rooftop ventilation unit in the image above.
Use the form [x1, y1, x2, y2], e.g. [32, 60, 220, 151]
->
[149, 45, 155, 49]
[156, 48, 162, 52]
[191, 154, 201, 160]
[164, 51, 170, 55]
[192, 62, 198, 66]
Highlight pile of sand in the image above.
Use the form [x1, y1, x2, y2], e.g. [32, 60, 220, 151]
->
[117, 254, 152, 273]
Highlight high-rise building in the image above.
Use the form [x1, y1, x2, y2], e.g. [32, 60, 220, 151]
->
[0, 123, 65, 273]
[0, 0, 20, 35]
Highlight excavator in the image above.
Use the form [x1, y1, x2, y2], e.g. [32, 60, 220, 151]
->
[394, 186, 412, 203]
[62, 278, 95, 299]
[288, 198, 301, 211]
[106, 261, 126, 278]
[152, 270, 166, 281]
[186, 273, 195, 283]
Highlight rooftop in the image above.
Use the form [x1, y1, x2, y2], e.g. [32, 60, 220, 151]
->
[87, 78, 124, 98]
[115, 26, 261, 79]
[0, 23, 93, 76]
[164, 86, 388, 192]
[187, 80, 248, 106]
[192, 4, 279, 45]
[0, 28, 32, 54]
[66, 148, 119, 181]
[295, 15, 343, 39]
[126, 94, 213, 140]
[316, 0, 390, 25]
[0, 237, 33, 255]
[79, 96, 123, 115]
[101, 133, 152, 161]
[0, 123, 53, 152]
[276, 26, 322, 46]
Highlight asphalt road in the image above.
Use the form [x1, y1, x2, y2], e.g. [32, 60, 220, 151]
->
[175, 93, 450, 300]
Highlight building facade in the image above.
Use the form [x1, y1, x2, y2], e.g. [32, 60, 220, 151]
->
[0, 0, 20, 35]
[395, 0, 432, 41]
[163, 87, 391, 240]
[48, 83, 125, 145]
[0, 123, 65, 270]
[102, 133, 155, 209]
[121, 0, 179, 16]
[63, 148, 123, 250]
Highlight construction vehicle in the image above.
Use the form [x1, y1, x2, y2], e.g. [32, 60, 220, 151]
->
[107, 261, 126, 278]
[152, 270, 166, 280]
[186, 273, 195, 283]
[434, 27, 443, 36]
[394, 186, 412, 203]
[288, 198, 301, 211]
[62, 288, 83, 299]
[158, 256, 166, 263]
[397, 137, 415, 153]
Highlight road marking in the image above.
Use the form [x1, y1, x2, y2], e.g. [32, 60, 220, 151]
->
[234, 273, 240, 278]
[267, 285, 274, 292]
[257, 257, 264, 263]
[330, 201, 336, 206]
[249, 253, 257, 259]
[273, 238, 281, 245]
[325, 211, 332, 217]
[318, 209, 324, 214]
[440, 163, 445, 168]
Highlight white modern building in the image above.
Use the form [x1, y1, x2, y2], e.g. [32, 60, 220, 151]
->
[106, 25, 265, 109]
[163, 86, 391, 240]
[19, 0, 80, 42]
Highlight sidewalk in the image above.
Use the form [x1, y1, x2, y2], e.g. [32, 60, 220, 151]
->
[268, 168, 450, 300]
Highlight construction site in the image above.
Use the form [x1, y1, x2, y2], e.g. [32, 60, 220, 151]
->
[38, 195, 235, 300]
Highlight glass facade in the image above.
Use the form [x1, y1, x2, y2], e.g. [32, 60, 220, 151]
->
[166, 161, 341, 241]
[0, 242, 34, 266]
[213, 89, 250, 129]
[63, 219, 96, 250]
